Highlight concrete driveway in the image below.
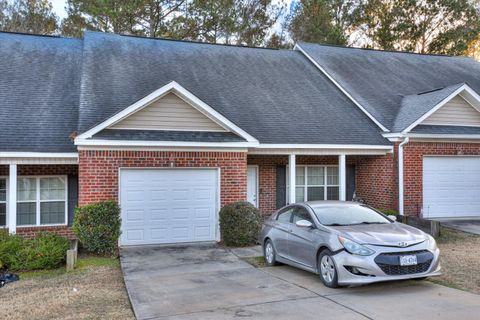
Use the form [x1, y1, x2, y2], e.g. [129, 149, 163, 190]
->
[121, 244, 480, 320]
[442, 220, 480, 235]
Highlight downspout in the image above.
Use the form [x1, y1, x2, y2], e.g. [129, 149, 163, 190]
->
[398, 137, 410, 216]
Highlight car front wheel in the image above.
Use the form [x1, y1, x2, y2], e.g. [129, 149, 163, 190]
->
[264, 239, 278, 267]
[318, 249, 339, 288]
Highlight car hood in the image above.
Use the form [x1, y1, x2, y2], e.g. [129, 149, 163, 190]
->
[329, 222, 427, 247]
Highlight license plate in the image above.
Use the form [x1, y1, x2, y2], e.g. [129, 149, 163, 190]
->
[399, 255, 417, 266]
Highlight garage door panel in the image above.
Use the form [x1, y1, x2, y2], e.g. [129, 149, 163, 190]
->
[423, 157, 480, 218]
[120, 169, 218, 245]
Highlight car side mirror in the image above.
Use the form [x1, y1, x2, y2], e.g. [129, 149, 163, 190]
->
[295, 220, 313, 228]
[388, 215, 397, 221]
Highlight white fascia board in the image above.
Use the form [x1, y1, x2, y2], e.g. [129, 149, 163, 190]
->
[294, 44, 390, 133]
[257, 143, 393, 150]
[383, 132, 480, 141]
[0, 152, 78, 158]
[75, 138, 259, 148]
[402, 84, 472, 134]
[75, 81, 258, 143]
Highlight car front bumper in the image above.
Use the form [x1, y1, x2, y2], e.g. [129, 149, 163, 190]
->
[333, 243, 441, 285]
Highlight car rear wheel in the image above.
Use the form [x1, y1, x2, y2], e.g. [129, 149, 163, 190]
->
[318, 249, 339, 288]
[264, 240, 278, 267]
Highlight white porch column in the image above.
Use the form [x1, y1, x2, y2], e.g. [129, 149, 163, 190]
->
[339, 154, 346, 201]
[288, 154, 296, 204]
[8, 164, 17, 234]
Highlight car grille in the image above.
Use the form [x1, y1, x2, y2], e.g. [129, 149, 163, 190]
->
[375, 250, 434, 276]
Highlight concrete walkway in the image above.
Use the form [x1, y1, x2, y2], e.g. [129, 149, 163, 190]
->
[120, 244, 480, 320]
[442, 220, 480, 235]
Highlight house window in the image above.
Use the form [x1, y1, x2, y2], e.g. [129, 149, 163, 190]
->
[287, 166, 339, 202]
[0, 179, 6, 227]
[17, 176, 67, 226]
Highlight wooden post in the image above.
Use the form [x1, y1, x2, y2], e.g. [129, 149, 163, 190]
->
[430, 221, 441, 237]
[66, 250, 76, 271]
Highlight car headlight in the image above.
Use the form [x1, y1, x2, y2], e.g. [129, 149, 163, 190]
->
[426, 235, 438, 251]
[338, 236, 375, 256]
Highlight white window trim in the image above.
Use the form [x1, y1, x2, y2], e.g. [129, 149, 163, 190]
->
[16, 175, 68, 227]
[0, 176, 7, 228]
[287, 165, 339, 202]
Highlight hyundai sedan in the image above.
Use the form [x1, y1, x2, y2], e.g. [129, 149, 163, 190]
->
[261, 201, 441, 287]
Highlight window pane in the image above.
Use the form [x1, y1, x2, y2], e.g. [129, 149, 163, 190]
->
[17, 202, 36, 225]
[307, 167, 324, 185]
[327, 187, 339, 200]
[277, 208, 294, 223]
[0, 203, 5, 226]
[327, 167, 339, 185]
[293, 207, 313, 223]
[41, 201, 65, 225]
[307, 187, 324, 201]
[295, 187, 304, 203]
[40, 177, 66, 200]
[17, 178, 36, 201]
[0, 179, 6, 202]
[295, 167, 305, 185]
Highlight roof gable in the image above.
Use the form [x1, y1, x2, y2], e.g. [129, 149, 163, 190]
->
[421, 95, 480, 127]
[75, 81, 258, 144]
[400, 84, 480, 133]
[109, 92, 227, 132]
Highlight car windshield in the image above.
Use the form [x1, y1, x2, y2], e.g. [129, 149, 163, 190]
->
[312, 205, 391, 226]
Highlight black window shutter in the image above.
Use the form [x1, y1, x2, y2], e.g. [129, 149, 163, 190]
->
[67, 175, 78, 226]
[276, 165, 286, 209]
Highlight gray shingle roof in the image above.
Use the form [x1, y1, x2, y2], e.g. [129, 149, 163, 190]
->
[93, 129, 246, 142]
[299, 43, 480, 132]
[77, 32, 389, 146]
[411, 125, 480, 135]
[0, 32, 82, 152]
[393, 83, 464, 132]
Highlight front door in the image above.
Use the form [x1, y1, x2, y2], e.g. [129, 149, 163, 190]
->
[247, 166, 258, 207]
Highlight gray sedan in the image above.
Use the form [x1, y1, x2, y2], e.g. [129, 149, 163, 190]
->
[261, 201, 441, 287]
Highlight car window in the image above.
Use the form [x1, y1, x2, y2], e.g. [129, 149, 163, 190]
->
[311, 205, 391, 226]
[293, 207, 313, 224]
[276, 207, 294, 223]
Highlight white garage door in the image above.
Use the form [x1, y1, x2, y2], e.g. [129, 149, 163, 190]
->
[423, 157, 480, 219]
[120, 169, 218, 246]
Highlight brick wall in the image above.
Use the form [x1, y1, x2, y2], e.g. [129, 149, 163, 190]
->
[403, 142, 480, 216]
[354, 147, 398, 212]
[78, 150, 247, 206]
[15, 225, 76, 239]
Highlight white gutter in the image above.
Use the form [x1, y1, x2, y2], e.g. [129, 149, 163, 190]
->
[398, 137, 410, 216]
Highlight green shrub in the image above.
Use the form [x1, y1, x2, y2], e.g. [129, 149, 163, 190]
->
[377, 208, 399, 216]
[219, 201, 262, 247]
[0, 231, 69, 271]
[73, 200, 121, 255]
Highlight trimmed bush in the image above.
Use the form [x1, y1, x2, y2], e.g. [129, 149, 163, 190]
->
[377, 208, 399, 216]
[73, 200, 121, 255]
[0, 230, 70, 271]
[219, 201, 262, 247]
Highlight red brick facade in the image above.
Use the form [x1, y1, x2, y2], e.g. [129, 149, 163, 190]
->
[16, 225, 76, 239]
[78, 150, 248, 206]
[402, 142, 480, 216]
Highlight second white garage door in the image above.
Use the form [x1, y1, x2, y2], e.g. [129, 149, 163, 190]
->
[423, 157, 480, 219]
[120, 169, 218, 246]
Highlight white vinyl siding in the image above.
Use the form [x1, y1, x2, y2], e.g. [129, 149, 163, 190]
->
[110, 92, 227, 132]
[421, 96, 480, 127]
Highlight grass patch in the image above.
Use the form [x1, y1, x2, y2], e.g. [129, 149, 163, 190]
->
[18, 255, 120, 280]
[243, 256, 266, 268]
[435, 226, 479, 244]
